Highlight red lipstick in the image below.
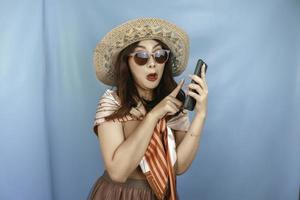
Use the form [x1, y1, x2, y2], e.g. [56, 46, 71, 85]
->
[146, 73, 158, 81]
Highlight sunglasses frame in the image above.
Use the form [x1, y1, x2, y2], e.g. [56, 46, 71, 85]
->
[129, 49, 171, 65]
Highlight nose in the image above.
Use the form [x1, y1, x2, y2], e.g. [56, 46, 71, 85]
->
[147, 55, 155, 68]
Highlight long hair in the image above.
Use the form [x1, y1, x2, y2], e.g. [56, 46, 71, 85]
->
[104, 39, 186, 121]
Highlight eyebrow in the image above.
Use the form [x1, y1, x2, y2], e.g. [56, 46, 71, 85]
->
[135, 43, 162, 51]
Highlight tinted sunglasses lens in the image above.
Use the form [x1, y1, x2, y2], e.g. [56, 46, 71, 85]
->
[134, 52, 149, 65]
[154, 50, 169, 64]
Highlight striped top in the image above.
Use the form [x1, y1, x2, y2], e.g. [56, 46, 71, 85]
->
[92, 89, 190, 200]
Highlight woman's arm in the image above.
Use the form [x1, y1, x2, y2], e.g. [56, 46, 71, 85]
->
[98, 81, 185, 183]
[97, 112, 158, 183]
[175, 113, 206, 175]
[175, 67, 209, 175]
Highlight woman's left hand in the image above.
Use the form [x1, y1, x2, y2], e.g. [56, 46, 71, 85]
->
[186, 64, 208, 117]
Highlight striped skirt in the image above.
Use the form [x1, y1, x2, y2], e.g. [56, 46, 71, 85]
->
[86, 170, 159, 200]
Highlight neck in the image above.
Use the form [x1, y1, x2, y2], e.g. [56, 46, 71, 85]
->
[135, 85, 153, 101]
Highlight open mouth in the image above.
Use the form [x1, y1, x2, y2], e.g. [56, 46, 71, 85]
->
[146, 73, 158, 81]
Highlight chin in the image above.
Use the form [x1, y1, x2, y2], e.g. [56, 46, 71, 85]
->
[145, 79, 161, 88]
[144, 83, 158, 89]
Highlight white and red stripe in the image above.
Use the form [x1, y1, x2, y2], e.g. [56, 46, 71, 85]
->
[93, 89, 191, 200]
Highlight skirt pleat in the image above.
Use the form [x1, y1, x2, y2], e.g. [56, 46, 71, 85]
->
[87, 170, 159, 200]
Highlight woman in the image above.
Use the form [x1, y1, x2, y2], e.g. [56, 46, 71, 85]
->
[87, 17, 208, 200]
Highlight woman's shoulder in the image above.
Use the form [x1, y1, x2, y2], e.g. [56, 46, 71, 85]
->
[96, 88, 140, 120]
[100, 88, 121, 105]
[92, 89, 124, 136]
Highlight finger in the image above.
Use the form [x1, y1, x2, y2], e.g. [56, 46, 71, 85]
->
[201, 64, 208, 87]
[168, 96, 183, 108]
[136, 102, 147, 116]
[189, 74, 205, 89]
[129, 107, 143, 118]
[169, 79, 185, 98]
[168, 101, 179, 111]
[166, 103, 179, 115]
[188, 83, 203, 95]
[187, 90, 201, 102]
[201, 64, 206, 80]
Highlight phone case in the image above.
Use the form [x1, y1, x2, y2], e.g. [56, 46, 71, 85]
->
[183, 59, 207, 111]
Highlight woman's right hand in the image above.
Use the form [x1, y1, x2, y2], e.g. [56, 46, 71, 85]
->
[149, 79, 185, 121]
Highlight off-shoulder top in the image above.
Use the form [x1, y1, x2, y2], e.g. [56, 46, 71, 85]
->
[92, 88, 191, 173]
[93, 89, 190, 135]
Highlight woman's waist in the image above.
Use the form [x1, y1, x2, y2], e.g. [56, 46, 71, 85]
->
[100, 168, 150, 190]
[103, 167, 147, 181]
[128, 167, 147, 180]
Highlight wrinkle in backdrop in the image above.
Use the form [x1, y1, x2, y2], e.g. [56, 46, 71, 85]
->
[0, 0, 299, 200]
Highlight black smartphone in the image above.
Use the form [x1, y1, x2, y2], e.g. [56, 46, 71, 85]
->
[183, 59, 208, 111]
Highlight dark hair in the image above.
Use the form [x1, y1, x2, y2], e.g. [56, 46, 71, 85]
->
[105, 39, 186, 121]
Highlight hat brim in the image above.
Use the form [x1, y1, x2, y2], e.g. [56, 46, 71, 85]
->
[93, 17, 189, 86]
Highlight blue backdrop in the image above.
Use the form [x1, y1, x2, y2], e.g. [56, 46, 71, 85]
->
[0, 0, 299, 199]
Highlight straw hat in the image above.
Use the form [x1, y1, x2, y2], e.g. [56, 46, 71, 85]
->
[93, 17, 190, 86]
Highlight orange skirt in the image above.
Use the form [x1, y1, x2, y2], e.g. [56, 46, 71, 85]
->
[86, 170, 159, 200]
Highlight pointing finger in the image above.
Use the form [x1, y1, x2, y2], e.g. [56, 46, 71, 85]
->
[169, 79, 185, 98]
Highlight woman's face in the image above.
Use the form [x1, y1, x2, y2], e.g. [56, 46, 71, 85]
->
[128, 39, 166, 92]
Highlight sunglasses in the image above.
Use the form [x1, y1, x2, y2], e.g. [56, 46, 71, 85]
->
[129, 49, 170, 66]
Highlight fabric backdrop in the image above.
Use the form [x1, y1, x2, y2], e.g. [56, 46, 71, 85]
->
[0, 0, 299, 199]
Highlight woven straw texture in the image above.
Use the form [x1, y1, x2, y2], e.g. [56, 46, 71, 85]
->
[93, 17, 190, 86]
